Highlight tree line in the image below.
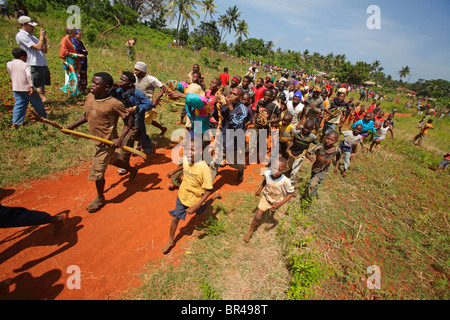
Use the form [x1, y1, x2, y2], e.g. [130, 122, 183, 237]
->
[10, 0, 449, 105]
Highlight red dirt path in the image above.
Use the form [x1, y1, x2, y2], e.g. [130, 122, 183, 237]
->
[0, 147, 263, 300]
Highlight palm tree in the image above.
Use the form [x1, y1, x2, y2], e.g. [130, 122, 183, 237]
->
[218, 14, 231, 44]
[371, 60, 381, 73]
[398, 66, 410, 81]
[199, 0, 218, 22]
[164, 0, 200, 42]
[265, 40, 274, 57]
[235, 20, 249, 44]
[225, 5, 241, 33]
[302, 49, 309, 62]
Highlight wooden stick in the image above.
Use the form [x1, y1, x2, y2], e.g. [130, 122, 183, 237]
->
[31, 110, 147, 160]
[61, 129, 147, 160]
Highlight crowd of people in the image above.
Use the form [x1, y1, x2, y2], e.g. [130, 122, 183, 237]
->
[3, 15, 448, 259]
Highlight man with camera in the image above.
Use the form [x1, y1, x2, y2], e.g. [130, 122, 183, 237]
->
[15, 15, 50, 102]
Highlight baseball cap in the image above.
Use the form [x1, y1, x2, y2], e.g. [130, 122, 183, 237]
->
[18, 16, 38, 26]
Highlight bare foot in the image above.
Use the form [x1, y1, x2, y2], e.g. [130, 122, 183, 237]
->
[159, 127, 168, 138]
[243, 233, 252, 243]
[161, 240, 174, 254]
[168, 183, 177, 191]
[86, 196, 105, 213]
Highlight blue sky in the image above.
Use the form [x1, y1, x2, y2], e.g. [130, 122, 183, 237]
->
[188, 0, 450, 82]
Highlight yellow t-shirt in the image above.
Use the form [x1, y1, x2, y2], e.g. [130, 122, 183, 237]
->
[178, 156, 213, 207]
[279, 123, 295, 142]
[421, 123, 433, 134]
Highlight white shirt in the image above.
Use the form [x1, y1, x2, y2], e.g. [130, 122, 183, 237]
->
[262, 169, 294, 204]
[135, 74, 163, 99]
[341, 130, 363, 148]
[376, 126, 390, 138]
[286, 100, 304, 127]
[15, 29, 48, 66]
[6, 59, 33, 92]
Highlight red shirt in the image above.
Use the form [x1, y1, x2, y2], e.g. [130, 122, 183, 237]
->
[252, 85, 267, 110]
[353, 110, 365, 122]
[219, 73, 229, 86]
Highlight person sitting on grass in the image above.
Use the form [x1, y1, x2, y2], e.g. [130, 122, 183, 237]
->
[304, 131, 341, 199]
[435, 151, 450, 172]
[339, 124, 365, 177]
[244, 157, 294, 243]
[370, 119, 394, 152]
[65, 72, 138, 213]
[161, 139, 221, 254]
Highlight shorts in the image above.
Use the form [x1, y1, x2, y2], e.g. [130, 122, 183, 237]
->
[145, 110, 158, 125]
[373, 135, 385, 141]
[323, 122, 337, 135]
[30, 66, 51, 89]
[88, 144, 120, 181]
[257, 194, 276, 212]
[169, 196, 206, 221]
[438, 159, 450, 168]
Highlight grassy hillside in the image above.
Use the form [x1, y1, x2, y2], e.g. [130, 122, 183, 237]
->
[1, 8, 449, 300]
[0, 9, 246, 188]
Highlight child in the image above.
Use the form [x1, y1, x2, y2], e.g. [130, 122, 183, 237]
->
[304, 131, 341, 199]
[6, 48, 46, 129]
[339, 124, 365, 176]
[413, 119, 434, 147]
[373, 111, 385, 129]
[435, 151, 450, 172]
[347, 101, 360, 124]
[278, 112, 295, 159]
[386, 113, 395, 130]
[322, 91, 346, 141]
[250, 89, 280, 162]
[370, 119, 394, 152]
[353, 105, 366, 123]
[244, 157, 294, 242]
[162, 139, 220, 254]
[241, 92, 254, 130]
[65, 72, 138, 213]
[285, 119, 319, 183]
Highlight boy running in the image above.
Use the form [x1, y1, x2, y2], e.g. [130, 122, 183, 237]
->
[285, 119, 319, 183]
[339, 124, 365, 176]
[304, 131, 341, 199]
[370, 119, 394, 152]
[65, 72, 138, 213]
[162, 139, 220, 254]
[244, 157, 294, 242]
[413, 119, 433, 147]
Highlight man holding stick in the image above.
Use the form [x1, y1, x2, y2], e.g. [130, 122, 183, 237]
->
[65, 72, 138, 213]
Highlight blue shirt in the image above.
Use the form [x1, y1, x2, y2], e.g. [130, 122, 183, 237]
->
[111, 87, 154, 129]
[213, 101, 247, 151]
[352, 119, 376, 133]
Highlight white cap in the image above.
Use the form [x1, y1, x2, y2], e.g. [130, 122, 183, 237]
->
[18, 16, 38, 26]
